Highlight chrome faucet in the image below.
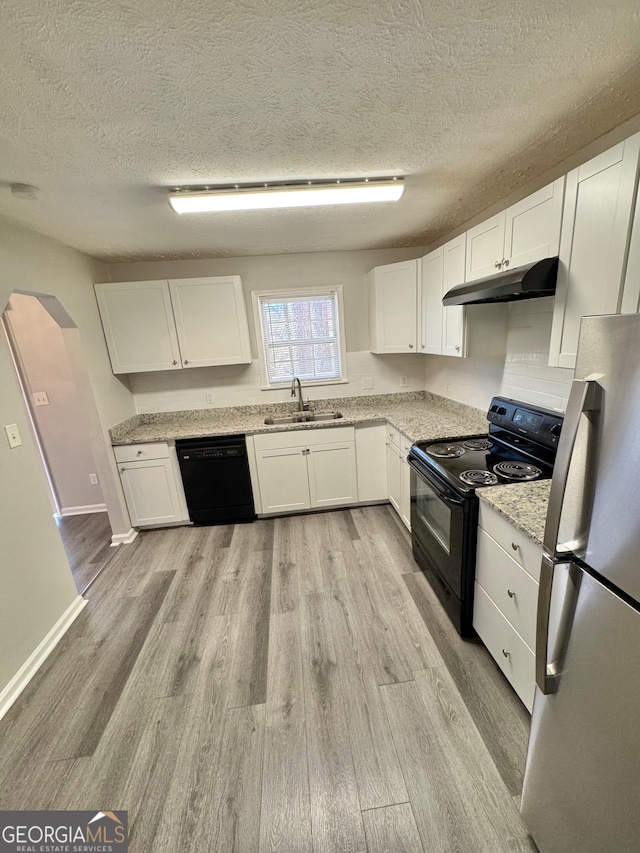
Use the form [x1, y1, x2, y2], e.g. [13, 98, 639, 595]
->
[291, 377, 307, 412]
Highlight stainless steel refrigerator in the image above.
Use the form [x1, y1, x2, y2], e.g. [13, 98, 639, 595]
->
[521, 313, 640, 852]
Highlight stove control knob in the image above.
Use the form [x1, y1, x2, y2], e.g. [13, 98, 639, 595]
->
[497, 406, 507, 416]
[550, 423, 562, 438]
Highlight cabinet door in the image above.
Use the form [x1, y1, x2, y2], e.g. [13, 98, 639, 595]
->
[255, 447, 310, 513]
[307, 441, 358, 509]
[503, 177, 565, 270]
[549, 135, 640, 368]
[386, 441, 402, 516]
[465, 212, 506, 282]
[169, 276, 252, 368]
[118, 458, 187, 527]
[95, 280, 181, 374]
[399, 434, 412, 530]
[442, 235, 466, 357]
[369, 260, 418, 353]
[420, 248, 444, 354]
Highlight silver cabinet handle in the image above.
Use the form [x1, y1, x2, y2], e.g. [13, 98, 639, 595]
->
[184, 359, 189, 364]
[503, 258, 509, 268]
[511, 541, 518, 551]
[455, 345, 460, 352]
[421, 344, 425, 349]
[408, 343, 414, 349]
[502, 649, 510, 658]
[120, 467, 126, 473]
[507, 589, 515, 598]
[137, 450, 143, 456]
[172, 360, 178, 365]
[494, 260, 502, 269]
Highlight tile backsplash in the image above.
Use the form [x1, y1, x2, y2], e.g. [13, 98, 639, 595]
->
[501, 298, 574, 411]
[129, 350, 427, 414]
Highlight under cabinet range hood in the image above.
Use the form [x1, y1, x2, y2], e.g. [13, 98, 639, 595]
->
[443, 256, 559, 306]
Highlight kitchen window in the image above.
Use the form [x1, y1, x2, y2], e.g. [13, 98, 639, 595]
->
[253, 287, 347, 388]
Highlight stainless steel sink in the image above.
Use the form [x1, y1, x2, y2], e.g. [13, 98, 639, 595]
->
[263, 411, 343, 425]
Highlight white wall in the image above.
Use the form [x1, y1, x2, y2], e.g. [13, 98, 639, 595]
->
[106, 247, 427, 412]
[4, 292, 106, 513]
[0, 217, 136, 698]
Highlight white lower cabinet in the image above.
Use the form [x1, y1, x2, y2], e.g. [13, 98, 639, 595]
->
[253, 427, 358, 515]
[386, 426, 411, 530]
[473, 501, 542, 712]
[114, 442, 189, 528]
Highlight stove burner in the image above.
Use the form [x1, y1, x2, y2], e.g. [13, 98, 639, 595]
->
[493, 461, 542, 481]
[463, 438, 492, 451]
[426, 443, 465, 458]
[459, 469, 499, 487]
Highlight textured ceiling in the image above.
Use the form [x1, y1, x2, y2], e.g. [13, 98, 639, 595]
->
[1, 0, 640, 261]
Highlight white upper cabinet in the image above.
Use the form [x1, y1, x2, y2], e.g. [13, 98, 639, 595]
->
[369, 259, 419, 353]
[95, 280, 182, 373]
[465, 212, 506, 281]
[169, 277, 251, 368]
[549, 134, 640, 368]
[95, 276, 252, 374]
[419, 247, 444, 355]
[465, 178, 565, 282]
[441, 234, 466, 357]
[504, 178, 564, 269]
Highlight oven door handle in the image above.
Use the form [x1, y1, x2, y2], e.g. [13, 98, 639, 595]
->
[408, 457, 465, 507]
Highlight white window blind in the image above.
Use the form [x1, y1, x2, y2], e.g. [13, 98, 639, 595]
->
[257, 291, 343, 385]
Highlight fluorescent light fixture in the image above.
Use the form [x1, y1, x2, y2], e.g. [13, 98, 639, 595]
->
[168, 178, 404, 213]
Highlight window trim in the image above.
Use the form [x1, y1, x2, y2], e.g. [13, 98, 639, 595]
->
[252, 286, 348, 390]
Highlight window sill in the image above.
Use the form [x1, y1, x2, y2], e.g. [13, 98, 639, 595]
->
[260, 377, 349, 391]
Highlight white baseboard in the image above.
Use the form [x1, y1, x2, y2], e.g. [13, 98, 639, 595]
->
[0, 595, 87, 723]
[55, 503, 108, 518]
[110, 528, 138, 546]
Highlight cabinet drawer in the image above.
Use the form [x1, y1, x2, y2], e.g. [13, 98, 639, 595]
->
[476, 529, 538, 649]
[114, 442, 171, 463]
[478, 502, 542, 581]
[386, 425, 400, 448]
[253, 425, 355, 451]
[473, 583, 535, 713]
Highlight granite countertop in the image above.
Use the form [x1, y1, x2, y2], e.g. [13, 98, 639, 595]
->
[109, 390, 489, 446]
[477, 480, 551, 546]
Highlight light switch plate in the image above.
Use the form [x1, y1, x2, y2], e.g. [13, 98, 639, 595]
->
[5, 423, 22, 448]
[33, 391, 50, 406]
[205, 391, 216, 404]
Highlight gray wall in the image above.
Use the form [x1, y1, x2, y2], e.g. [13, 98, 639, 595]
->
[0, 217, 136, 698]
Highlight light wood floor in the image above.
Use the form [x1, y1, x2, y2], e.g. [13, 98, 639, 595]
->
[55, 511, 114, 593]
[0, 505, 536, 852]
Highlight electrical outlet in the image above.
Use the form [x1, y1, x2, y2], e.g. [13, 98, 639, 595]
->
[33, 391, 50, 406]
[400, 376, 408, 387]
[89, 473, 99, 485]
[5, 423, 22, 448]
[205, 391, 216, 404]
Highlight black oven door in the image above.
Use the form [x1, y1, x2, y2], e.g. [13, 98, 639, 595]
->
[408, 456, 477, 636]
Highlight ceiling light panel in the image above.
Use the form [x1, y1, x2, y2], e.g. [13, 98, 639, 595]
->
[168, 179, 404, 213]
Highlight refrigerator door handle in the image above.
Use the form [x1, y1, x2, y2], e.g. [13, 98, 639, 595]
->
[542, 378, 601, 555]
[536, 553, 560, 693]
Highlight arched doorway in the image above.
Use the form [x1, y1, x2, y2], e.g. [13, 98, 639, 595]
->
[2, 290, 115, 593]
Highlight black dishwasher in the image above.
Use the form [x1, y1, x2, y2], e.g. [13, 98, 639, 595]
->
[176, 435, 256, 525]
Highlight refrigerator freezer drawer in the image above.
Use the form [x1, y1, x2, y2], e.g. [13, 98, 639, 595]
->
[473, 582, 535, 711]
[476, 528, 539, 649]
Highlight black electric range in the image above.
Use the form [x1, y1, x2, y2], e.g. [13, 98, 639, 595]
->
[407, 396, 563, 636]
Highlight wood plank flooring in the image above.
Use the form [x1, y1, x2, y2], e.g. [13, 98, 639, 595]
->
[0, 505, 536, 852]
[55, 510, 114, 593]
